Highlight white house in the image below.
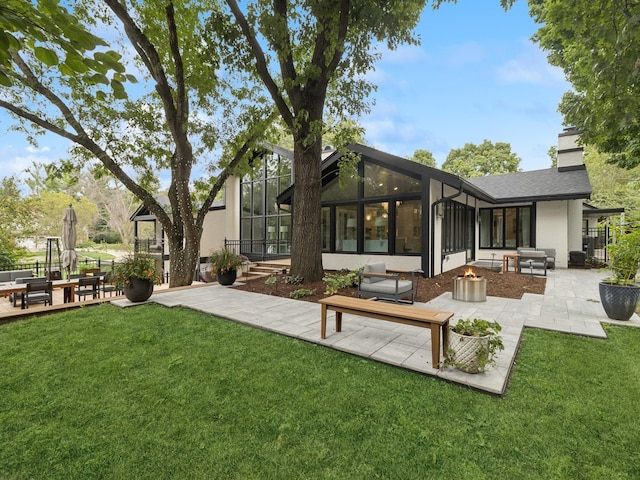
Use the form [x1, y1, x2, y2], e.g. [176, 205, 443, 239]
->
[133, 128, 607, 280]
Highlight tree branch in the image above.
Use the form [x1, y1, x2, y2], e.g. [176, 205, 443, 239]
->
[225, 0, 294, 127]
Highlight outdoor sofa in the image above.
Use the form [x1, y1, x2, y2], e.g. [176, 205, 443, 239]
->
[517, 247, 556, 275]
[0, 269, 34, 283]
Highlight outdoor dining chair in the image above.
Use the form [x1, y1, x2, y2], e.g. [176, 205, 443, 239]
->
[100, 272, 122, 298]
[23, 281, 53, 309]
[75, 276, 100, 301]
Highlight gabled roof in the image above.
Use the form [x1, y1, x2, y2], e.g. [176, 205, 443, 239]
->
[467, 166, 592, 203]
[130, 195, 170, 222]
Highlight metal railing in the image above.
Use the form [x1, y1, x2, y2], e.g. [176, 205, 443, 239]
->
[134, 237, 163, 254]
[582, 226, 610, 263]
[224, 239, 291, 262]
[0, 258, 114, 277]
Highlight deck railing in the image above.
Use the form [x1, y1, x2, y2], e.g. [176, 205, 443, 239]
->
[224, 239, 291, 262]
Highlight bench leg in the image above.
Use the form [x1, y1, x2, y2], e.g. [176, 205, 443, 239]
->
[442, 321, 449, 361]
[321, 304, 327, 339]
[430, 324, 441, 368]
[336, 311, 342, 333]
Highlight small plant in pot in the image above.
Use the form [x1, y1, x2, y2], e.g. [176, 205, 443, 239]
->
[444, 318, 504, 374]
[599, 223, 640, 321]
[209, 247, 243, 286]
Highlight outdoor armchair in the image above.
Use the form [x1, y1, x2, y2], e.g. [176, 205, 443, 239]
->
[357, 262, 422, 304]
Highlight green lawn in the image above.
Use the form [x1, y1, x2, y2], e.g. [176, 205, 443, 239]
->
[1, 304, 639, 479]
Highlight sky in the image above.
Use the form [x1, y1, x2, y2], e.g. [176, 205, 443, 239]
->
[0, 0, 571, 186]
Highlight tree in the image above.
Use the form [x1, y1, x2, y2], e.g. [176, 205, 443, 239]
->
[220, 0, 426, 281]
[530, 0, 640, 169]
[0, 0, 274, 287]
[410, 149, 437, 167]
[0, 177, 33, 267]
[441, 140, 521, 178]
[584, 146, 640, 220]
[30, 191, 98, 242]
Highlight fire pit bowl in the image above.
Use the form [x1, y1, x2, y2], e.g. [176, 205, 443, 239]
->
[452, 268, 487, 302]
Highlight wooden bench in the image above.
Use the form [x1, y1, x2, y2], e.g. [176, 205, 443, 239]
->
[318, 295, 454, 368]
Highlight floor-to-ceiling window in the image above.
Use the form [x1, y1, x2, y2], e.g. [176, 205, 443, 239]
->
[442, 200, 474, 256]
[240, 152, 292, 256]
[321, 160, 422, 255]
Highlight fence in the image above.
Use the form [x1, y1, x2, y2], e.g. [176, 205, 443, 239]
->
[0, 258, 115, 277]
[224, 239, 291, 262]
[582, 226, 609, 264]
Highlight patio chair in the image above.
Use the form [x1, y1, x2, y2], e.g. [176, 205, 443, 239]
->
[357, 262, 421, 304]
[11, 276, 46, 307]
[76, 276, 100, 301]
[22, 281, 53, 309]
[101, 272, 122, 297]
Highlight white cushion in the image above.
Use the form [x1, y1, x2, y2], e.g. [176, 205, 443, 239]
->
[363, 263, 386, 283]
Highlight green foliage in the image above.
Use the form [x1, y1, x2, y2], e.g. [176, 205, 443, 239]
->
[0, 176, 31, 265]
[91, 231, 123, 244]
[410, 149, 437, 167]
[530, 0, 640, 168]
[323, 268, 361, 296]
[208, 247, 244, 274]
[283, 275, 304, 285]
[441, 140, 521, 178]
[444, 318, 504, 373]
[113, 253, 161, 286]
[0, 0, 130, 94]
[604, 223, 640, 285]
[264, 275, 277, 285]
[289, 288, 316, 299]
[584, 146, 640, 219]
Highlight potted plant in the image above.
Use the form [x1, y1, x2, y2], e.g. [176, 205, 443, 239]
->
[599, 223, 640, 321]
[113, 253, 161, 302]
[209, 247, 243, 286]
[444, 318, 504, 374]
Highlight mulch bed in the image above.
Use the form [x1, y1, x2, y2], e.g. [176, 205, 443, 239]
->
[232, 265, 546, 304]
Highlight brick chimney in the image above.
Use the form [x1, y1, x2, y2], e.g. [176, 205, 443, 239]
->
[557, 127, 584, 171]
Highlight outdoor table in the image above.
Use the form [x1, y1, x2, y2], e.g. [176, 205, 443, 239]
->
[0, 278, 102, 309]
[502, 254, 519, 273]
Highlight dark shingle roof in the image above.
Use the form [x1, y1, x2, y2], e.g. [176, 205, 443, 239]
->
[467, 166, 592, 203]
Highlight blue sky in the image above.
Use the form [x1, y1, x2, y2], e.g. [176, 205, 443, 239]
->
[363, 0, 570, 170]
[0, 0, 570, 185]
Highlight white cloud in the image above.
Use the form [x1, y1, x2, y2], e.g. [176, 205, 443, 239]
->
[445, 41, 489, 67]
[497, 42, 567, 86]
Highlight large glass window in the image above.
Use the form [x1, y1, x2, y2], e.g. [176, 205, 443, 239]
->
[364, 202, 389, 253]
[240, 152, 292, 254]
[396, 200, 422, 253]
[442, 201, 474, 254]
[321, 207, 331, 251]
[479, 206, 532, 249]
[364, 163, 421, 197]
[336, 205, 358, 252]
[321, 160, 423, 255]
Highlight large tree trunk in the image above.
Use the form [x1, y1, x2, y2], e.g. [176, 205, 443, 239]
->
[290, 137, 324, 282]
[166, 225, 200, 287]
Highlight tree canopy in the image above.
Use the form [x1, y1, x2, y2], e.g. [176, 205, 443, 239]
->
[584, 146, 640, 220]
[409, 149, 437, 167]
[530, 0, 640, 169]
[0, 0, 274, 286]
[441, 140, 521, 178]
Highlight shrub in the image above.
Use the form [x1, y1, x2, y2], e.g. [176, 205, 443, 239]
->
[289, 288, 316, 299]
[323, 268, 361, 296]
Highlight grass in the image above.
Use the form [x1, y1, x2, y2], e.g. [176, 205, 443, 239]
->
[1, 304, 640, 479]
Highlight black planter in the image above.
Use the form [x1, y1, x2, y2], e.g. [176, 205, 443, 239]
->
[216, 269, 237, 286]
[599, 282, 640, 321]
[123, 278, 154, 303]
